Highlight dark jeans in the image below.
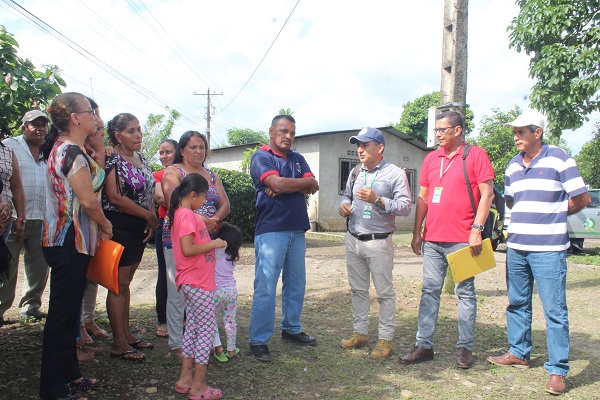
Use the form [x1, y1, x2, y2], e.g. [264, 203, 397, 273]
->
[155, 219, 167, 325]
[40, 226, 90, 399]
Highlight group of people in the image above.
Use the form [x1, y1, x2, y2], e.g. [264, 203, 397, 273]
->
[0, 102, 590, 398]
[337, 110, 590, 397]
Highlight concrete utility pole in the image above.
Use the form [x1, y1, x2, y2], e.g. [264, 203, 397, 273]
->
[439, 0, 468, 118]
[194, 89, 222, 149]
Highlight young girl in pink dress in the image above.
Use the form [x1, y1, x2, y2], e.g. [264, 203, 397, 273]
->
[169, 173, 226, 400]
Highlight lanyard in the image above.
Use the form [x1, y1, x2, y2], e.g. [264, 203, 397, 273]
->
[439, 157, 455, 180]
[363, 168, 379, 188]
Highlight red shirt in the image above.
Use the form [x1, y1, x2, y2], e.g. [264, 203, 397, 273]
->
[419, 144, 494, 242]
[153, 169, 167, 219]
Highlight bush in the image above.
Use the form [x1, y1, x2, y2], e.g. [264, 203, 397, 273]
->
[213, 167, 256, 241]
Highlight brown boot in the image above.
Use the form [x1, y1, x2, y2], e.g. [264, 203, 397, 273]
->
[340, 332, 369, 349]
[399, 346, 434, 364]
[487, 352, 530, 369]
[456, 347, 473, 369]
[545, 374, 566, 395]
[369, 339, 392, 358]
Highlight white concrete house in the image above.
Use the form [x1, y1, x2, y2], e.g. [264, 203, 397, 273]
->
[207, 127, 430, 232]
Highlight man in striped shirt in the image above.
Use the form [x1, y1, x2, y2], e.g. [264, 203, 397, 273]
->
[487, 111, 591, 396]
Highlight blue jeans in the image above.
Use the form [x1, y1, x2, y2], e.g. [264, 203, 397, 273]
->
[249, 231, 307, 346]
[416, 241, 477, 350]
[505, 248, 569, 376]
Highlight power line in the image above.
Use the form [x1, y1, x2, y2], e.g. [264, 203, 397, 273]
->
[218, 0, 301, 114]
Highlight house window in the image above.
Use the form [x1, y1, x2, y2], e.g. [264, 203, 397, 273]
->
[404, 168, 417, 203]
[339, 158, 360, 194]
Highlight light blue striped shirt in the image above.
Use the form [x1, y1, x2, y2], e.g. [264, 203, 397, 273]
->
[504, 144, 588, 251]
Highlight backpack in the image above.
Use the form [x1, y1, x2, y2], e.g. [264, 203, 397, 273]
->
[462, 144, 503, 243]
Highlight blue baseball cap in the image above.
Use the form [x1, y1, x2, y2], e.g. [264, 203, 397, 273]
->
[349, 127, 385, 145]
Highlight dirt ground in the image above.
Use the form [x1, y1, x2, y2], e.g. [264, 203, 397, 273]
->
[1, 233, 599, 399]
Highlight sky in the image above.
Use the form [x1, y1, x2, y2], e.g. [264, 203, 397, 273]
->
[1, 0, 597, 154]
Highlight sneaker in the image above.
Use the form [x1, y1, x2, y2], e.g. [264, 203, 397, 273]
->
[281, 330, 317, 345]
[250, 344, 271, 362]
[340, 332, 369, 349]
[370, 339, 393, 358]
[19, 308, 47, 321]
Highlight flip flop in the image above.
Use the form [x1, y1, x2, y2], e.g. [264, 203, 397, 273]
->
[156, 328, 169, 338]
[69, 377, 99, 391]
[110, 349, 145, 361]
[85, 321, 109, 338]
[188, 386, 222, 400]
[129, 339, 154, 350]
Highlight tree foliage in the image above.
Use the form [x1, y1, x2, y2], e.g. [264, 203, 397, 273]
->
[472, 106, 523, 187]
[0, 26, 66, 137]
[508, 1, 600, 137]
[141, 107, 181, 165]
[574, 123, 600, 188]
[392, 91, 474, 143]
[278, 108, 294, 116]
[225, 128, 268, 147]
[212, 167, 256, 240]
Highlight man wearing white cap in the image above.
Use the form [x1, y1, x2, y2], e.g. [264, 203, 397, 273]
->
[0, 110, 50, 322]
[487, 110, 591, 395]
[339, 127, 412, 358]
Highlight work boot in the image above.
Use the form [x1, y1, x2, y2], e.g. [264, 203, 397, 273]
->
[340, 332, 369, 349]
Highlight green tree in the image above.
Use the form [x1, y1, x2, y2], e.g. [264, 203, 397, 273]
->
[212, 167, 256, 240]
[574, 123, 600, 188]
[141, 107, 181, 165]
[225, 128, 268, 146]
[278, 108, 294, 116]
[472, 106, 523, 186]
[392, 91, 474, 143]
[509, 1, 600, 138]
[0, 26, 65, 137]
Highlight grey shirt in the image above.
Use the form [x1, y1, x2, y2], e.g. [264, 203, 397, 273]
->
[340, 159, 412, 235]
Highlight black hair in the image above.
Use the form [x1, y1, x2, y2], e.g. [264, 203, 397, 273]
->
[106, 113, 138, 146]
[173, 131, 209, 165]
[271, 114, 295, 127]
[160, 138, 179, 149]
[40, 92, 88, 161]
[436, 110, 464, 129]
[215, 222, 243, 262]
[87, 97, 99, 110]
[167, 173, 209, 225]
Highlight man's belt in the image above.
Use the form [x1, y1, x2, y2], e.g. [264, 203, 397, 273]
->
[350, 232, 391, 241]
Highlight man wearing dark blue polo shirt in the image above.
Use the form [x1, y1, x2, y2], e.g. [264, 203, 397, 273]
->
[248, 115, 319, 362]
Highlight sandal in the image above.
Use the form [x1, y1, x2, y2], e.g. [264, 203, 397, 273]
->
[227, 348, 240, 359]
[175, 385, 191, 394]
[212, 351, 228, 363]
[69, 376, 99, 391]
[156, 328, 169, 338]
[129, 339, 154, 350]
[110, 349, 145, 361]
[188, 386, 222, 400]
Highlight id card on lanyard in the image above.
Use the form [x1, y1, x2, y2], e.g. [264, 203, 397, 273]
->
[361, 168, 378, 219]
[433, 157, 454, 204]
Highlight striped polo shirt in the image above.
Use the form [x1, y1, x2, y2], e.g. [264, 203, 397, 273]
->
[504, 144, 588, 251]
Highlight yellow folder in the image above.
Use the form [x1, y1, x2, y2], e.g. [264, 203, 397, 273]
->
[447, 238, 496, 282]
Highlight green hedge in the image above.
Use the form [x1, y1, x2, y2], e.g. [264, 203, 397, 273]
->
[212, 167, 256, 241]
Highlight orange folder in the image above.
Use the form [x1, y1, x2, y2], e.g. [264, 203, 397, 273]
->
[87, 239, 124, 294]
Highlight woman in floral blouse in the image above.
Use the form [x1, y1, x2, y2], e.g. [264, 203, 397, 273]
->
[39, 92, 112, 400]
[103, 113, 158, 361]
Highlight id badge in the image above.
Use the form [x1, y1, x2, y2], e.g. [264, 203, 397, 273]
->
[432, 187, 443, 203]
[363, 204, 373, 219]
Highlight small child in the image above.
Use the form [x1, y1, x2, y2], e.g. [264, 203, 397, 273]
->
[211, 222, 244, 362]
[169, 173, 226, 400]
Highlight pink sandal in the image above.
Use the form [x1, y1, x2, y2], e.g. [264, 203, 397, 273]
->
[175, 385, 191, 394]
[187, 386, 222, 400]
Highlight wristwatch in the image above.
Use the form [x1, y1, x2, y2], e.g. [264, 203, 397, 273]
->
[15, 217, 26, 223]
[472, 223, 484, 231]
[374, 196, 383, 209]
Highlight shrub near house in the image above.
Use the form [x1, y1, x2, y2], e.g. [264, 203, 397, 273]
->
[213, 167, 256, 240]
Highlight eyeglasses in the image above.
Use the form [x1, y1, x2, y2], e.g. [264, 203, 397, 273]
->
[432, 126, 457, 134]
[75, 109, 96, 115]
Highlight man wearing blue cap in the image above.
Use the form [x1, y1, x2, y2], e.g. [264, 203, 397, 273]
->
[339, 127, 412, 358]
[399, 110, 495, 369]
